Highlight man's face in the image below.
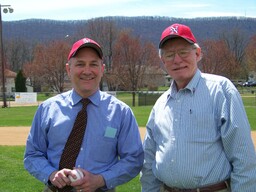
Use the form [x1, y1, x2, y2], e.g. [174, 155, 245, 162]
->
[66, 47, 104, 98]
[161, 38, 201, 90]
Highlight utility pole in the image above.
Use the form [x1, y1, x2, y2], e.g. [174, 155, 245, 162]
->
[0, 4, 13, 108]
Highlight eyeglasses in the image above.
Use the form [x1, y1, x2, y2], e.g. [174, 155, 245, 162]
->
[163, 47, 196, 61]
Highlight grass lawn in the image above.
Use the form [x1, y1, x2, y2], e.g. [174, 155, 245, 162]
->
[0, 145, 141, 192]
[0, 146, 44, 192]
[0, 93, 255, 129]
[0, 106, 37, 126]
[0, 92, 255, 191]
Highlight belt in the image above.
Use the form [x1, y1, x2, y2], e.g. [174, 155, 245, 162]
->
[164, 180, 230, 192]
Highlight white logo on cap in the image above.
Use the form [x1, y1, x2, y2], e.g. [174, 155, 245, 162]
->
[170, 26, 178, 34]
[83, 38, 90, 43]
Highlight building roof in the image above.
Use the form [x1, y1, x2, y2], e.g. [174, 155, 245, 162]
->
[4, 69, 16, 78]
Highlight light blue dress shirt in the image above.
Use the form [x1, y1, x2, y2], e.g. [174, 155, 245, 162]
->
[24, 89, 144, 189]
[140, 69, 256, 192]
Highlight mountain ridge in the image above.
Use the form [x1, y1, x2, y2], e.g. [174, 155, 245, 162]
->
[3, 16, 256, 46]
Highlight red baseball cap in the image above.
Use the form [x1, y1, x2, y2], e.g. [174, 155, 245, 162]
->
[159, 23, 197, 48]
[68, 37, 103, 60]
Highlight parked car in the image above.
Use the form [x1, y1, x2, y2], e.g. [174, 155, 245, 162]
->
[243, 81, 256, 87]
[232, 80, 244, 87]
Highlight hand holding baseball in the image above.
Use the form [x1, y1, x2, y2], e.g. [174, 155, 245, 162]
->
[68, 169, 84, 182]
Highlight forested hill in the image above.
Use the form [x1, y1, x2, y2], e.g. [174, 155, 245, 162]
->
[3, 16, 256, 46]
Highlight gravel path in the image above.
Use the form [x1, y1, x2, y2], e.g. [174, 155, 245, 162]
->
[0, 127, 255, 148]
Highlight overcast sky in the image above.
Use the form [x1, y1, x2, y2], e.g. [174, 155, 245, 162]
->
[1, 0, 256, 21]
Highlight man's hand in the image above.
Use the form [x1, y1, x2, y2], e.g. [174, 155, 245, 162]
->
[70, 169, 105, 192]
[49, 169, 73, 189]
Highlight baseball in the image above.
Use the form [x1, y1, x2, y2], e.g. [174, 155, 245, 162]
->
[68, 169, 84, 182]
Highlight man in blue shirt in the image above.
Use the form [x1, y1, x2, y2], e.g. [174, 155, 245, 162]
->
[24, 37, 144, 192]
[140, 23, 256, 191]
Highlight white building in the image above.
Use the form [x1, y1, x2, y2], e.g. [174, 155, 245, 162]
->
[0, 69, 33, 97]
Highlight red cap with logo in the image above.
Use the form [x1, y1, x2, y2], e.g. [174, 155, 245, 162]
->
[159, 23, 197, 48]
[68, 37, 103, 60]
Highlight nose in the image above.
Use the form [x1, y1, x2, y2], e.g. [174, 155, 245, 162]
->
[81, 65, 91, 74]
[173, 52, 183, 62]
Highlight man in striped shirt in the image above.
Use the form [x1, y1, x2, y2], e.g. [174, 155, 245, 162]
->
[140, 23, 256, 192]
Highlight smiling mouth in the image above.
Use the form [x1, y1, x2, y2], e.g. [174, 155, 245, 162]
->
[80, 77, 94, 80]
[173, 66, 187, 71]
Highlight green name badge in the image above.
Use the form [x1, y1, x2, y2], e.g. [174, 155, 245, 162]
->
[104, 127, 117, 138]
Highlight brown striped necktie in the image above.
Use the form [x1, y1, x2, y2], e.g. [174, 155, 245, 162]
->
[58, 98, 90, 192]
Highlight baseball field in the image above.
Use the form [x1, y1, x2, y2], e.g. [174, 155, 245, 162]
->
[1, 126, 254, 147]
[0, 92, 255, 191]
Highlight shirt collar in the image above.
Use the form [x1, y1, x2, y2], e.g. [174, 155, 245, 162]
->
[69, 89, 101, 106]
[168, 69, 201, 98]
[185, 69, 201, 95]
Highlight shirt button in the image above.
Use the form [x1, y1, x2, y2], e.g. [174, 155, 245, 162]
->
[171, 159, 174, 162]
[175, 119, 178, 122]
[80, 147, 83, 151]
[78, 165, 81, 168]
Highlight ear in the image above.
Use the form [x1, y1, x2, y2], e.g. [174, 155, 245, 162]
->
[195, 47, 202, 62]
[66, 63, 71, 77]
[101, 63, 105, 72]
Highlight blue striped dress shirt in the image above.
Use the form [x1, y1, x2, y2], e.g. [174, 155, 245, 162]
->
[24, 89, 143, 189]
[141, 69, 256, 191]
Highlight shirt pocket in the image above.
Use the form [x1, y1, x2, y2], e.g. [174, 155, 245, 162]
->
[89, 137, 117, 163]
[190, 111, 219, 143]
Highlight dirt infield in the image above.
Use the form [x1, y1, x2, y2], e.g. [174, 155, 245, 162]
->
[0, 127, 256, 149]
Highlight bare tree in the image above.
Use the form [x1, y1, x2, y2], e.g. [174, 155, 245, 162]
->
[76, 17, 120, 90]
[77, 17, 119, 72]
[112, 30, 159, 106]
[23, 41, 70, 93]
[23, 44, 45, 92]
[5, 38, 32, 71]
[43, 41, 70, 93]
[23, 61, 41, 92]
[245, 35, 256, 73]
[199, 39, 239, 79]
[220, 28, 249, 79]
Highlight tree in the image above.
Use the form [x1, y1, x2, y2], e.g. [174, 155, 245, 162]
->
[83, 18, 119, 72]
[76, 17, 120, 90]
[23, 41, 70, 93]
[15, 70, 27, 92]
[245, 35, 256, 73]
[199, 39, 239, 79]
[23, 44, 45, 92]
[112, 30, 159, 106]
[220, 28, 249, 79]
[42, 41, 70, 93]
[5, 38, 32, 72]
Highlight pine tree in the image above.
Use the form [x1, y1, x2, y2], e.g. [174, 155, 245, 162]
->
[15, 70, 27, 92]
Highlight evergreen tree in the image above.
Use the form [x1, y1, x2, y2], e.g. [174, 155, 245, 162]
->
[15, 70, 27, 92]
